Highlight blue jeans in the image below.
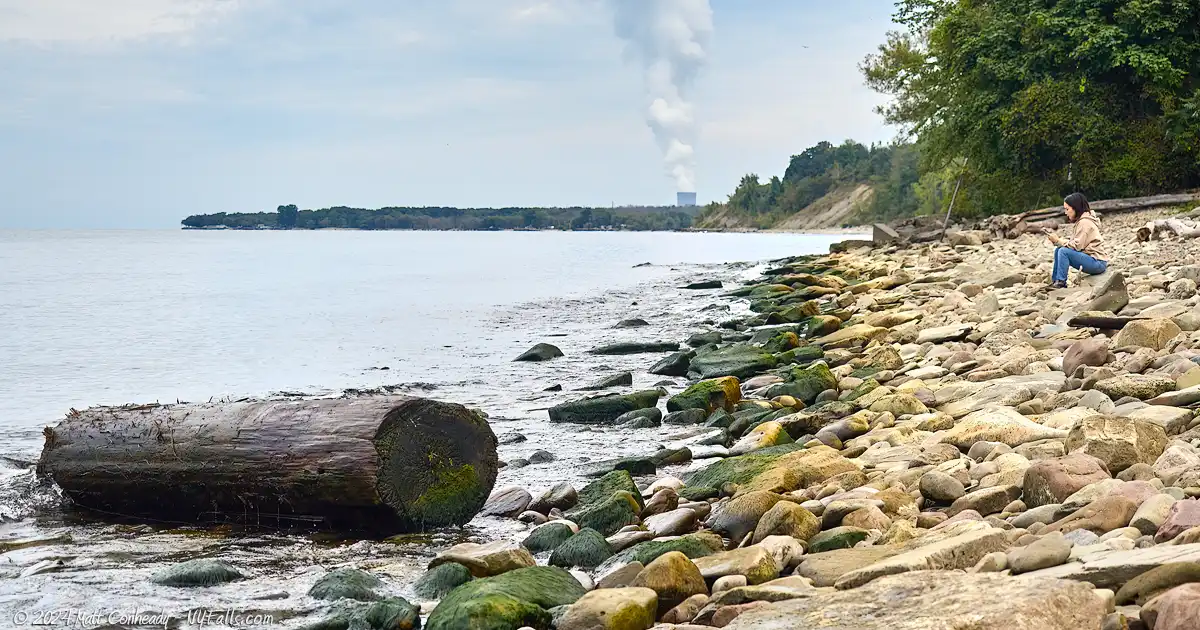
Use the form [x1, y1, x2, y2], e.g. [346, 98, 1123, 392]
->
[1052, 247, 1107, 284]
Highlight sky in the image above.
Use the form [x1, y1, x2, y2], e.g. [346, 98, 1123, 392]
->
[0, 0, 899, 228]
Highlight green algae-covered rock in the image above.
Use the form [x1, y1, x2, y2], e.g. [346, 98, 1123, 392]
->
[679, 486, 719, 501]
[785, 363, 839, 404]
[608, 531, 726, 568]
[413, 562, 473, 600]
[763, 331, 801, 353]
[308, 567, 383, 602]
[805, 315, 843, 338]
[425, 566, 587, 630]
[567, 491, 641, 536]
[683, 444, 806, 493]
[149, 559, 244, 587]
[550, 528, 614, 569]
[689, 344, 778, 380]
[301, 597, 421, 630]
[548, 390, 662, 425]
[650, 351, 693, 377]
[808, 526, 870, 553]
[522, 522, 576, 554]
[573, 470, 644, 512]
[667, 376, 742, 414]
[844, 378, 881, 402]
[776, 344, 825, 366]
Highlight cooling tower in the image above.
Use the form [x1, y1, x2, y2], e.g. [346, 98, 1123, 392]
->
[677, 192, 697, 207]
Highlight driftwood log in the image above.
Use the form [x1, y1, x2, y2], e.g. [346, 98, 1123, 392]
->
[37, 396, 498, 534]
[979, 192, 1200, 239]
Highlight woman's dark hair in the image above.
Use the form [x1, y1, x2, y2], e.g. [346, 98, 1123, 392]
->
[1064, 192, 1090, 222]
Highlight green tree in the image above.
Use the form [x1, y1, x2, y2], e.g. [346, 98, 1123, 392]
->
[277, 204, 300, 229]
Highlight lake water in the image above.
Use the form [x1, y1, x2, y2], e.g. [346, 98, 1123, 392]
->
[0, 228, 859, 625]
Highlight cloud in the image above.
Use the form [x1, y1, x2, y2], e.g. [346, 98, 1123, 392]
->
[0, 0, 243, 44]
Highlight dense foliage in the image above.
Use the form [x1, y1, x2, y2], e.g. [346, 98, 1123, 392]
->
[182, 205, 697, 231]
[711, 0, 1200, 226]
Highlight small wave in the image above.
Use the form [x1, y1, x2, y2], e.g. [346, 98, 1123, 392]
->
[0, 463, 62, 522]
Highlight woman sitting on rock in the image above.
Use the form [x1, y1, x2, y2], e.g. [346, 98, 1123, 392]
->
[1042, 192, 1108, 289]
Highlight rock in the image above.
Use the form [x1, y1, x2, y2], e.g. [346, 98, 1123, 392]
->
[482, 486, 533, 518]
[528, 450, 555, 465]
[663, 408, 707, 425]
[523, 522, 577, 554]
[150, 559, 243, 587]
[668, 377, 742, 414]
[530, 483, 578, 514]
[1046, 494, 1139, 535]
[551, 529, 615, 569]
[949, 485, 1023, 517]
[1008, 532, 1073, 574]
[579, 372, 634, 391]
[1148, 385, 1200, 407]
[662, 593, 710, 624]
[554, 587, 658, 630]
[868, 394, 928, 416]
[1170, 278, 1198, 299]
[692, 546, 780, 585]
[630, 551, 707, 617]
[1063, 338, 1110, 376]
[808, 526, 870, 553]
[1113, 318, 1183, 351]
[684, 279, 723, 290]
[413, 562, 473, 600]
[1023, 453, 1112, 508]
[641, 488, 679, 518]
[515, 343, 564, 362]
[650, 351, 692, 377]
[687, 330, 724, 347]
[1156, 500, 1200, 543]
[773, 363, 839, 405]
[722, 571, 1106, 629]
[1143, 583, 1200, 630]
[643, 508, 698, 538]
[1095, 374, 1177, 401]
[834, 526, 1007, 589]
[752, 501, 820, 544]
[1125, 405, 1193, 435]
[1131, 494, 1178, 536]
[1088, 272, 1130, 313]
[589, 341, 679, 355]
[614, 318, 650, 328]
[690, 344, 778, 380]
[568, 491, 642, 537]
[811, 324, 889, 348]
[614, 408, 662, 428]
[1066, 416, 1169, 473]
[917, 324, 974, 344]
[707, 491, 787, 542]
[918, 470, 966, 503]
[596, 561, 644, 589]
[1115, 562, 1200, 605]
[729, 421, 794, 455]
[431, 540, 537, 578]
[843, 505, 891, 531]
[425, 566, 587, 630]
[941, 406, 1068, 448]
[307, 567, 383, 601]
[549, 390, 663, 425]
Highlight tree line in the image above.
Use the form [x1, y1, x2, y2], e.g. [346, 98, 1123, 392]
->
[708, 0, 1200, 225]
[182, 205, 697, 231]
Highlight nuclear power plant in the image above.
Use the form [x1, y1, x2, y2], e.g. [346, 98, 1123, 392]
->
[677, 192, 697, 207]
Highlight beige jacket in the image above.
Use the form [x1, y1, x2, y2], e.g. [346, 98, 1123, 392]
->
[1067, 213, 1108, 261]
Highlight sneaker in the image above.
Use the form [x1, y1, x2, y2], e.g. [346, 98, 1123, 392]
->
[1049, 281, 1067, 289]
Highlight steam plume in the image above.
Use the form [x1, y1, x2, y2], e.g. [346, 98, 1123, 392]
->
[609, 0, 713, 192]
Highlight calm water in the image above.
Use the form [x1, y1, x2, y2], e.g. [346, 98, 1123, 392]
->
[0, 228, 857, 626]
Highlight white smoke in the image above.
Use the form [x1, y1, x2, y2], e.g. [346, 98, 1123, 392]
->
[609, 0, 713, 193]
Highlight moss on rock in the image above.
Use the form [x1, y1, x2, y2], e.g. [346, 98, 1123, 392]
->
[610, 531, 726, 567]
[308, 567, 383, 602]
[413, 562, 473, 600]
[667, 377, 742, 414]
[566, 491, 641, 536]
[522, 522, 576, 554]
[689, 344, 778, 380]
[548, 390, 663, 425]
[425, 566, 587, 630]
[572, 470, 644, 512]
[149, 559, 244, 587]
[549, 528, 614, 569]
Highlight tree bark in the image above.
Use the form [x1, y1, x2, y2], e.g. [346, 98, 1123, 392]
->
[37, 396, 498, 535]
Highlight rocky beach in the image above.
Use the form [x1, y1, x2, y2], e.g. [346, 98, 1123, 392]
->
[9, 205, 1200, 629]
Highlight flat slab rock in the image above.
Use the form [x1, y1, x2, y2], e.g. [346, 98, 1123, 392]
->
[1020, 543, 1200, 590]
[723, 570, 1105, 630]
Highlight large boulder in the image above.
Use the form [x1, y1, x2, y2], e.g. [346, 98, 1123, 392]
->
[692, 546, 780, 585]
[667, 377, 741, 414]
[429, 540, 536, 578]
[689, 345, 778, 380]
[707, 491, 788, 542]
[549, 390, 662, 425]
[557, 587, 658, 630]
[752, 501, 821, 544]
[723, 570, 1106, 629]
[1094, 374, 1177, 401]
[589, 341, 679, 355]
[729, 421, 794, 456]
[629, 551, 707, 617]
[833, 526, 1007, 589]
[1065, 416, 1169, 473]
[426, 566, 588, 630]
[1143, 583, 1200, 630]
[550, 528, 614, 569]
[1062, 338, 1109, 376]
[940, 406, 1068, 449]
[765, 363, 838, 404]
[1022, 453, 1112, 508]
[1087, 272, 1129, 313]
[1113, 318, 1183, 351]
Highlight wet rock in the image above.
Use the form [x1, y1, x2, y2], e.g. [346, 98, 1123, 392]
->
[431, 540, 538, 578]
[1113, 318, 1183, 351]
[150, 559, 244, 588]
[641, 487, 679, 517]
[530, 483, 578, 514]
[589, 341, 679, 355]
[689, 344, 778, 380]
[601, 531, 726, 572]
[723, 570, 1106, 629]
[307, 567, 383, 601]
[614, 408, 662, 428]
[515, 343, 564, 362]
[707, 491, 787, 542]
[729, 421, 794, 455]
[669, 377, 742, 414]
[579, 372, 634, 391]
[499, 432, 528, 445]
[413, 562, 472, 600]
[769, 363, 838, 405]
[614, 317, 650, 328]
[567, 491, 642, 537]
[596, 561, 644, 589]
[551, 528, 614, 569]
[481, 486, 533, 518]
[425, 566, 588, 630]
[650, 351, 693, 377]
[663, 408, 707, 425]
[630, 551, 707, 617]
[549, 390, 662, 425]
[1066, 416, 1169, 473]
[1008, 532, 1073, 574]
[1023, 452, 1112, 508]
[684, 279, 723, 290]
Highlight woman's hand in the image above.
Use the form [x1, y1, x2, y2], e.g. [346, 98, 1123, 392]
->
[1041, 227, 1060, 246]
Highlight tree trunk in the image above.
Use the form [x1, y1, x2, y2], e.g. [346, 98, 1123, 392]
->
[37, 396, 498, 535]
